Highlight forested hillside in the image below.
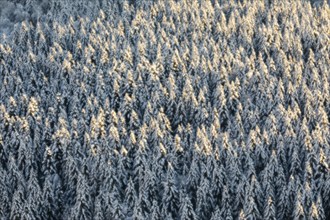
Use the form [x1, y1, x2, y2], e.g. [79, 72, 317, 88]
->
[0, 0, 330, 219]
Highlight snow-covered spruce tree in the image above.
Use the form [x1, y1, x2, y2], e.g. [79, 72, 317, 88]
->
[0, 0, 329, 219]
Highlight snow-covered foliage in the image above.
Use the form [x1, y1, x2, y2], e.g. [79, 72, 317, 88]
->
[0, 0, 330, 219]
[0, 0, 48, 35]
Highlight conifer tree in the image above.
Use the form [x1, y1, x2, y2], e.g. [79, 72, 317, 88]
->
[0, 0, 329, 219]
[179, 193, 198, 220]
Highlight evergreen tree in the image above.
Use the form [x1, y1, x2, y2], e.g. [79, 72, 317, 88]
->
[0, 0, 329, 219]
[179, 193, 198, 220]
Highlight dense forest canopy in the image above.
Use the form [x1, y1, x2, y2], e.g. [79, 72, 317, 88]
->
[0, 0, 330, 219]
